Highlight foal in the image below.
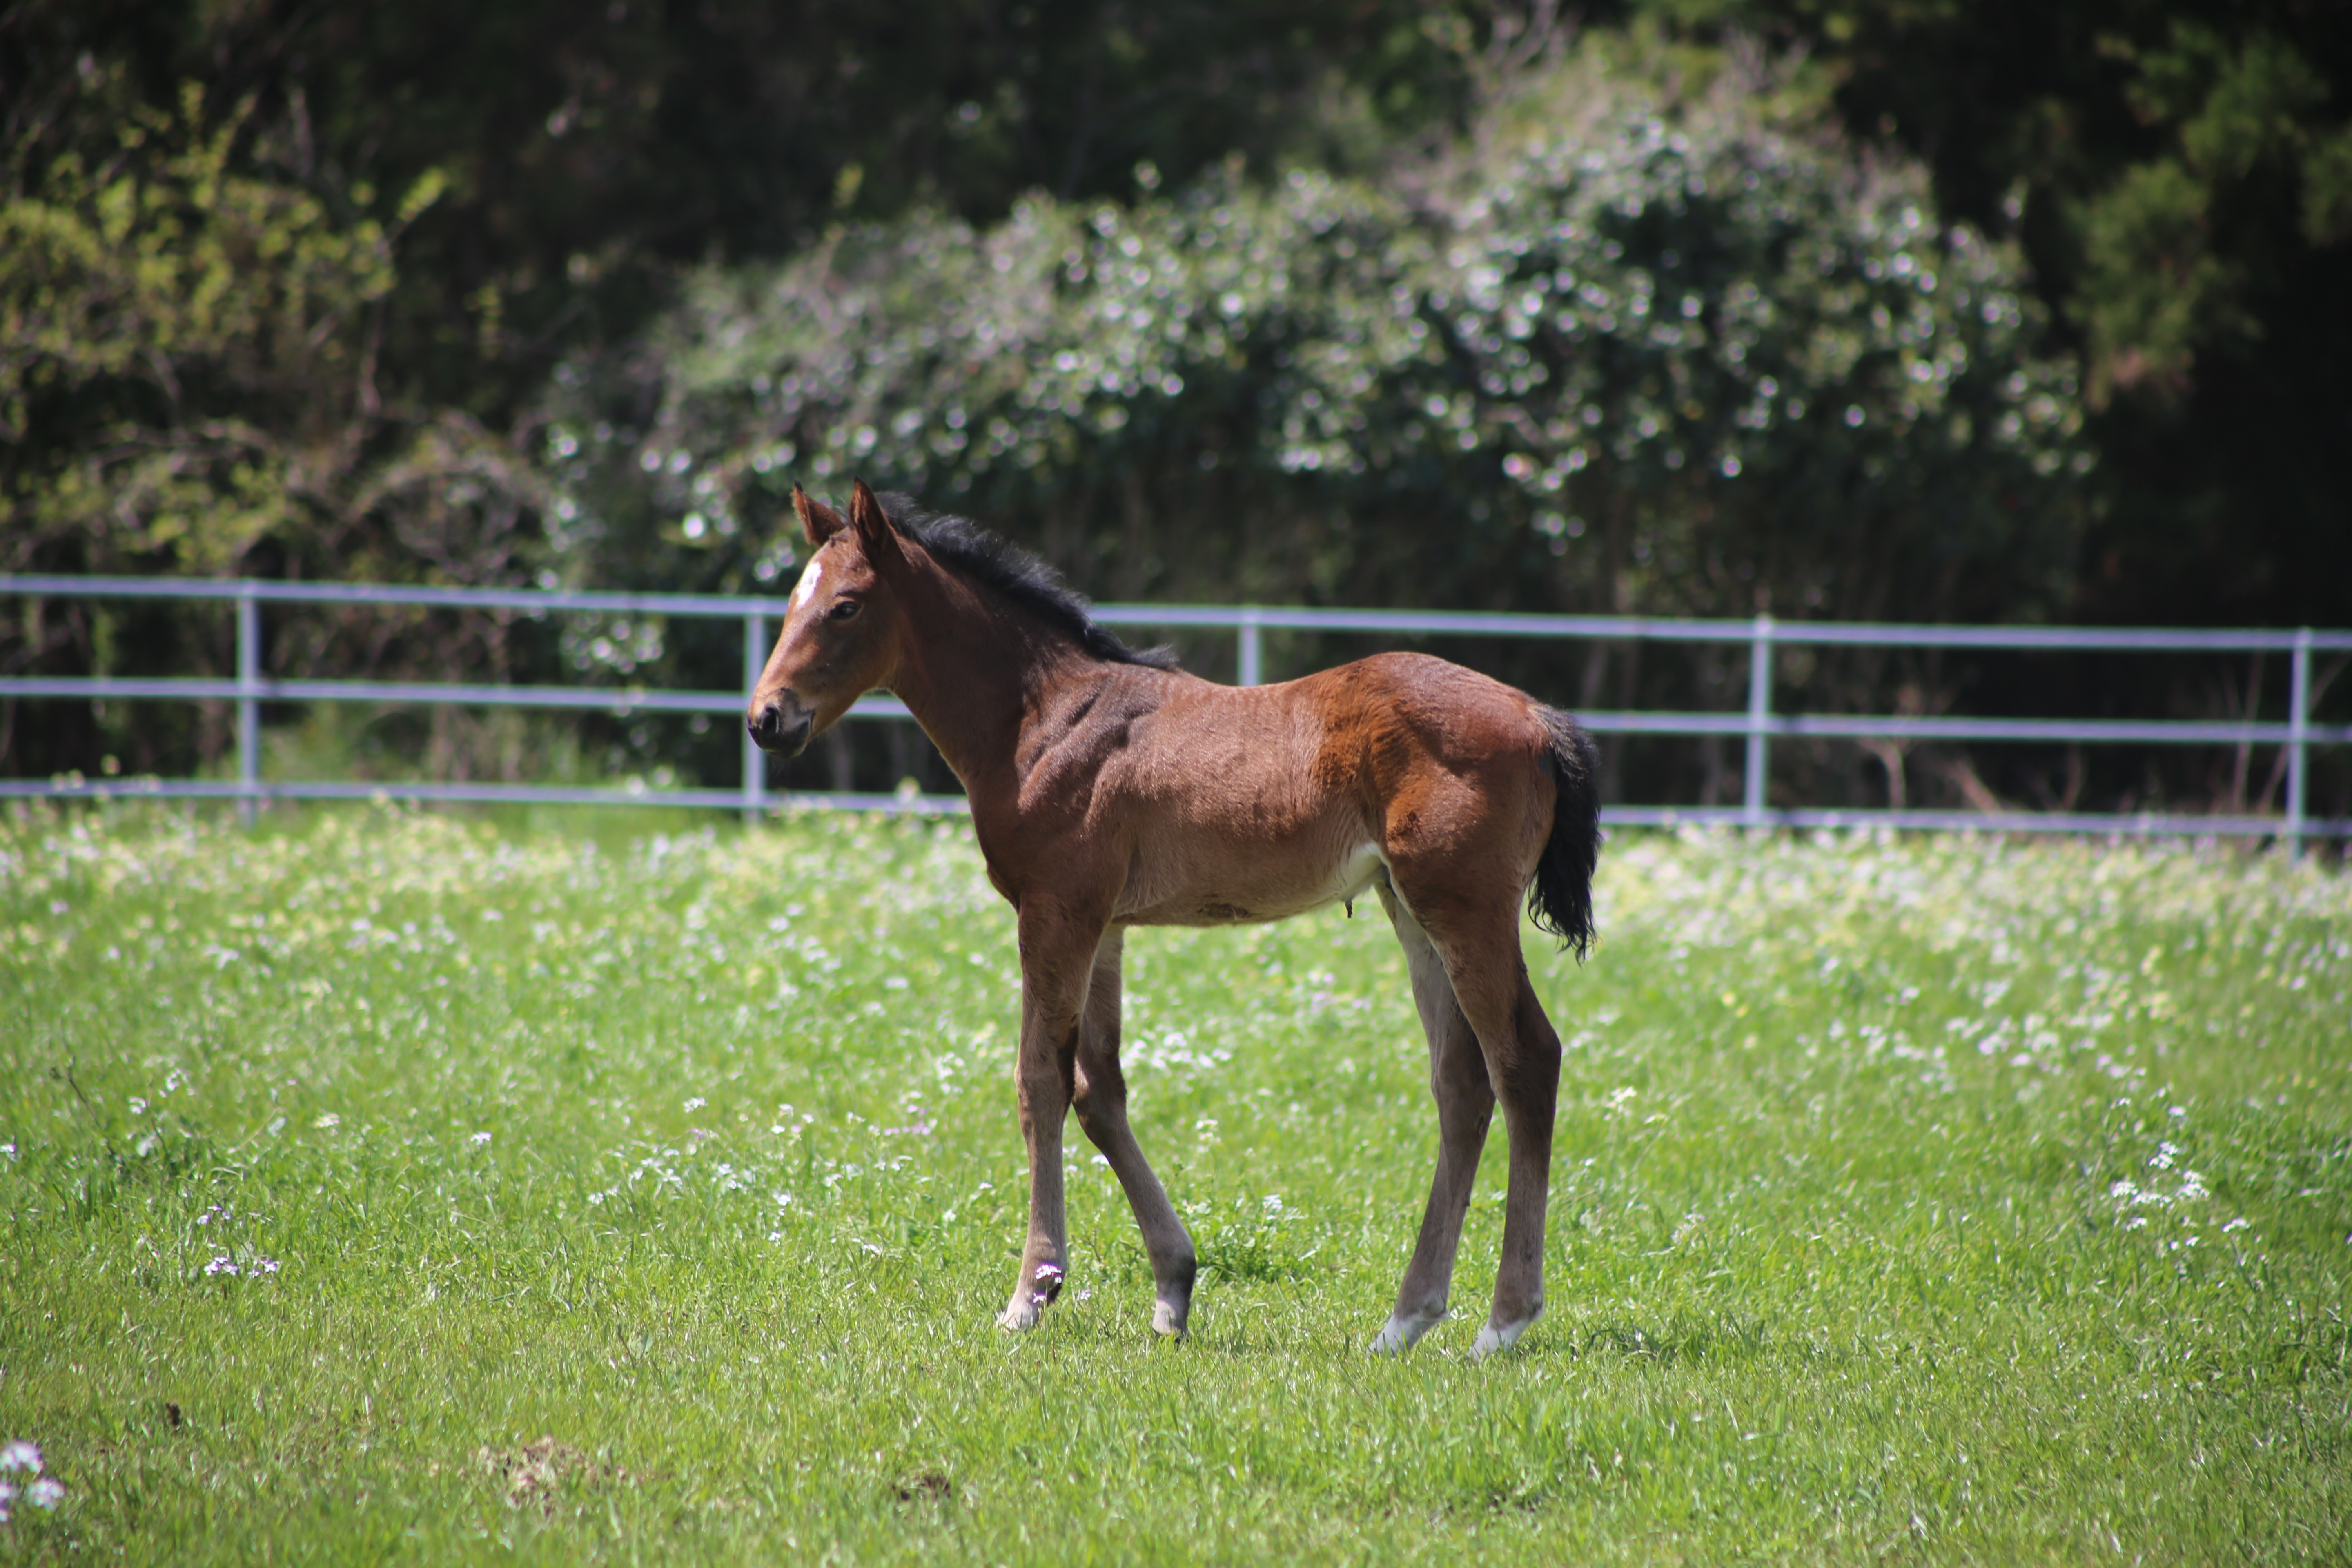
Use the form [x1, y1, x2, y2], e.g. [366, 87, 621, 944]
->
[749, 481, 1600, 1356]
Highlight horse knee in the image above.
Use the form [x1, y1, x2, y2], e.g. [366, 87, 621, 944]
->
[1015, 1056, 1074, 1125]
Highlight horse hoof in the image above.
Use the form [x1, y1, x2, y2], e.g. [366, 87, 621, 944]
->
[997, 1301, 1041, 1332]
[1470, 1315, 1535, 1359]
[1369, 1311, 1440, 1355]
[1150, 1300, 1189, 1339]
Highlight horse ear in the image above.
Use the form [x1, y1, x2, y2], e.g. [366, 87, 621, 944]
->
[847, 479, 902, 568]
[793, 485, 844, 547]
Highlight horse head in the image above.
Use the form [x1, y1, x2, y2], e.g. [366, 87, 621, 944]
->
[746, 479, 907, 757]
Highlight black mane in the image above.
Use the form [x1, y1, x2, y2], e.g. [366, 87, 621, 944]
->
[875, 494, 1181, 671]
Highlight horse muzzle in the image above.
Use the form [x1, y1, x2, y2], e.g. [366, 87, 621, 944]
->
[746, 697, 815, 756]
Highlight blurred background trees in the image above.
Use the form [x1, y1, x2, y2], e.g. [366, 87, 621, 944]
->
[2, 0, 2345, 814]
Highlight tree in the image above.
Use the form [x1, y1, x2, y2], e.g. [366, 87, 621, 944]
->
[0, 84, 539, 775]
[1633, 0, 2352, 628]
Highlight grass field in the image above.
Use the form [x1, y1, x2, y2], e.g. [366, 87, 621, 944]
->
[2, 804, 2348, 1565]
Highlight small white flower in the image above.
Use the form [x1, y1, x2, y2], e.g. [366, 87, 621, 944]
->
[252, 1257, 281, 1274]
[205, 1255, 238, 1276]
[312, 1113, 340, 1130]
[0, 1441, 40, 1473]
[469, 1131, 492, 1148]
[26, 1476, 62, 1509]
[684, 1096, 707, 1111]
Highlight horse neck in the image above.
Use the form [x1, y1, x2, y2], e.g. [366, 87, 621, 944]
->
[883, 562, 1101, 793]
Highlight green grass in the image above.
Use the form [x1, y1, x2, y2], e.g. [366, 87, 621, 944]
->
[3, 804, 2348, 1564]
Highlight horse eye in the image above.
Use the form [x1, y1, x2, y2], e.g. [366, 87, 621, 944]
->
[829, 600, 862, 621]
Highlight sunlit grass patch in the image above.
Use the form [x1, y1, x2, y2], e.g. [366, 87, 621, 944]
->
[3, 804, 2347, 1564]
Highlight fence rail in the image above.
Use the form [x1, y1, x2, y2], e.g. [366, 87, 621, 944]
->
[6, 574, 2348, 841]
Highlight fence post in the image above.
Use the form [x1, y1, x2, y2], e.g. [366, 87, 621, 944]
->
[1743, 613, 1773, 829]
[2286, 627, 2311, 860]
[1238, 607, 1263, 687]
[236, 586, 261, 826]
[742, 612, 767, 825]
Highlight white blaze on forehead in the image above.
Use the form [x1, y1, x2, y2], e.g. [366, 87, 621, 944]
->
[789, 559, 825, 611]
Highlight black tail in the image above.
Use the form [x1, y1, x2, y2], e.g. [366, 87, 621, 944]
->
[1528, 708, 1602, 960]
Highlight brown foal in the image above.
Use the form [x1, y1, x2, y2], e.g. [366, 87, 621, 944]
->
[748, 481, 1601, 1356]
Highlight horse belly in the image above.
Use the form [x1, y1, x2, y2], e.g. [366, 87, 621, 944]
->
[1117, 834, 1384, 928]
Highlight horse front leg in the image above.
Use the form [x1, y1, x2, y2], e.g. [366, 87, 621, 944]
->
[998, 902, 1100, 1332]
[1071, 929, 1198, 1338]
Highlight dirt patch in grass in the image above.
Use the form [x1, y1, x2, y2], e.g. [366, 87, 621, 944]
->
[476, 1436, 631, 1511]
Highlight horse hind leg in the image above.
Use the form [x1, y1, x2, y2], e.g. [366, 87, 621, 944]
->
[1437, 924, 1563, 1358]
[1370, 876, 1497, 1354]
[1071, 929, 1198, 1338]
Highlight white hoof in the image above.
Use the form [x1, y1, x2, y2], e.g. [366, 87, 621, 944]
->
[1470, 1313, 1537, 1359]
[1151, 1300, 1188, 1339]
[1369, 1311, 1441, 1355]
[999, 1260, 1062, 1331]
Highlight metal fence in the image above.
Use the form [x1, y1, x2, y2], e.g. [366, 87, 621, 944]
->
[4, 573, 2348, 841]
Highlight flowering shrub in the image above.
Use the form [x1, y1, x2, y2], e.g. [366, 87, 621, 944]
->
[541, 60, 2083, 628]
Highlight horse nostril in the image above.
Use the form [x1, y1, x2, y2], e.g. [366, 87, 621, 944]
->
[748, 701, 812, 754]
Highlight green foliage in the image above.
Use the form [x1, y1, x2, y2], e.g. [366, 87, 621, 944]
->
[0, 0, 1488, 452]
[1446, 69, 2084, 618]
[2074, 19, 2339, 403]
[1644, 0, 2352, 626]
[3, 806, 2348, 1561]
[2303, 122, 2352, 245]
[541, 167, 1450, 610]
[547, 50, 2084, 628]
[0, 79, 552, 597]
[0, 86, 406, 574]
